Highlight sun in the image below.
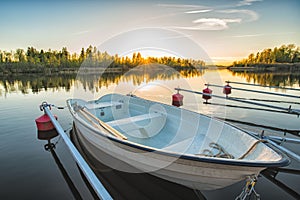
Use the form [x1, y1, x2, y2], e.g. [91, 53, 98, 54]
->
[120, 47, 184, 59]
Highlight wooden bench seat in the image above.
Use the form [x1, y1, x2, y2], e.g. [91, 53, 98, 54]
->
[85, 101, 122, 109]
[107, 112, 163, 126]
[106, 112, 167, 138]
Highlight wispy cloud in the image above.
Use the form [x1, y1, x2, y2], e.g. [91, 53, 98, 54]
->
[157, 4, 208, 9]
[193, 18, 241, 24]
[185, 9, 212, 14]
[232, 33, 264, 38]
[237, 0, 262, 6]
[155, 3, 259, 32]
[172, 18, 241, 31]
[217, 9, 259, 22]
[73, 30, 90, 35]
[157, 34, 193, 40]
[231, 32, 296, 38]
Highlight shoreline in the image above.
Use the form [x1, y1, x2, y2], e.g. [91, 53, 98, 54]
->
[228, 63, 300, 72]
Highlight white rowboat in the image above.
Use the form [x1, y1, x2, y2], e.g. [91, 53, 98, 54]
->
[67, 93, 289, 190]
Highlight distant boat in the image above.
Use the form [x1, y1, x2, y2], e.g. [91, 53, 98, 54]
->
[67, 93, 289, 190]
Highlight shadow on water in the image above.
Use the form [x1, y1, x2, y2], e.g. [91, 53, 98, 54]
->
[37, 127, 206, 200]
[37, 130, 84, 200]
[69, 125, 206, 200]
[261, 168, 300, 199]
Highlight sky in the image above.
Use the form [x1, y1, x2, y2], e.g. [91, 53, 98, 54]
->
[0, 0, 299, 65]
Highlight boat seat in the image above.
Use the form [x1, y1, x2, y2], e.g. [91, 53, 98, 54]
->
[164, 138, 194, 152]
[106, 112, 162, 126]
[107, 112, 167, 138]
[85, 101, 122, 110]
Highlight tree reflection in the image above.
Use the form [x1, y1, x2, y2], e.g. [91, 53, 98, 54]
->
[0, 74, 76, 95]
[231, 70, 300, 87]
[0, 65, 204, 96]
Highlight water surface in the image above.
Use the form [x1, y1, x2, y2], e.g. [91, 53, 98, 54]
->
[0, 67, 299, 199]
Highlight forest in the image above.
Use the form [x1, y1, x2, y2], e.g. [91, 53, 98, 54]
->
[0, 45, 205, 74]
[232, 44, 300, 67]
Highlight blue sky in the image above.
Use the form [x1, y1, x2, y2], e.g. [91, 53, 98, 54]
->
[0, 0, 299, 65]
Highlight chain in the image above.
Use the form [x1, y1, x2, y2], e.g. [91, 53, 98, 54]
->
[235, 175, 260, 200]
[39, 101, 66, 111]
[51, 104, 67, 109]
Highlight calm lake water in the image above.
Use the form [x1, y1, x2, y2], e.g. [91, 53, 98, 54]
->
[0, 67, 299, 199]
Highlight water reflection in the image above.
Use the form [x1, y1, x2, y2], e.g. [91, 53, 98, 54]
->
[0, 74, 76, 95]
[0, 65, 203, 96]
[37, 129, 58, 141]
[1, 67, 300, 96]
[230, 70, 300, 87]
[77, 64, 204, 92]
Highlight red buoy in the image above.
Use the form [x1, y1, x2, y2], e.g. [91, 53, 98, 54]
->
[223, 83, 232, 97]
[202, 87, 212, 103]
[35, 114, 57, 131]
[172, 92, 184, 107]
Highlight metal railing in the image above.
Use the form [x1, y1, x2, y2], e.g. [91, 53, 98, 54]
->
[41, 103, 112, 200]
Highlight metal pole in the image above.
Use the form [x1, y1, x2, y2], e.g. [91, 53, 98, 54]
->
[174, 88, 300, 115]
[248, 131, 300, 162]
[266, 135, 300, 145]
[266, 139, 300, 162]
[206, 83, 300, 99]
[226, 81, 300, 92]
[43, 105, 112, 200]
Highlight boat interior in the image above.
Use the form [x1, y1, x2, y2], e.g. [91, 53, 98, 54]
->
[70, 94, 283, 162]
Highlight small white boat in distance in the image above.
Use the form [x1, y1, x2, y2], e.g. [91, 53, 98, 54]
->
[67, 93, 289, 190]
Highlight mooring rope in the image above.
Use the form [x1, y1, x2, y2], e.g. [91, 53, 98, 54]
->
[197, 140, 267, 160]
[239, 140, 267, 159]
[196, 142, 234, 159]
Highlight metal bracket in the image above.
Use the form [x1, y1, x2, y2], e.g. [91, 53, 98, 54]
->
[39, 101, 51, 111]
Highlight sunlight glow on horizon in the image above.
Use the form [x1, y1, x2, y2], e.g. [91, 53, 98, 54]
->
[120, 49, 184, 59]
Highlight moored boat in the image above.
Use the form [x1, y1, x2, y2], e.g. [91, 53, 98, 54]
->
[67, 93, 289, 190]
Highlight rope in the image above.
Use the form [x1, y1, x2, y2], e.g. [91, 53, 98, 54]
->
[239, 140, 267, 159]
[51, 104, 67, 109]
[196, 142, 234, 159]
[197, 139, 267, 160]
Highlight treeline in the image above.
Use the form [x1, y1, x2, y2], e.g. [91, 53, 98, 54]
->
[232, 44, 300, 67]
[0, 45, 205, 74]
[0, 47, 80, 68]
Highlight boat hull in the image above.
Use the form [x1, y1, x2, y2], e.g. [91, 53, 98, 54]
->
[73, 119, 264, 190]
[67, 93, 289, 190]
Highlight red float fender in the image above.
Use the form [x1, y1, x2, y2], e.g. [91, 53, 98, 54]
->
[172, 93, 184, 107]
[223, 84, 232, 96]
[202, 87, 212, 100]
